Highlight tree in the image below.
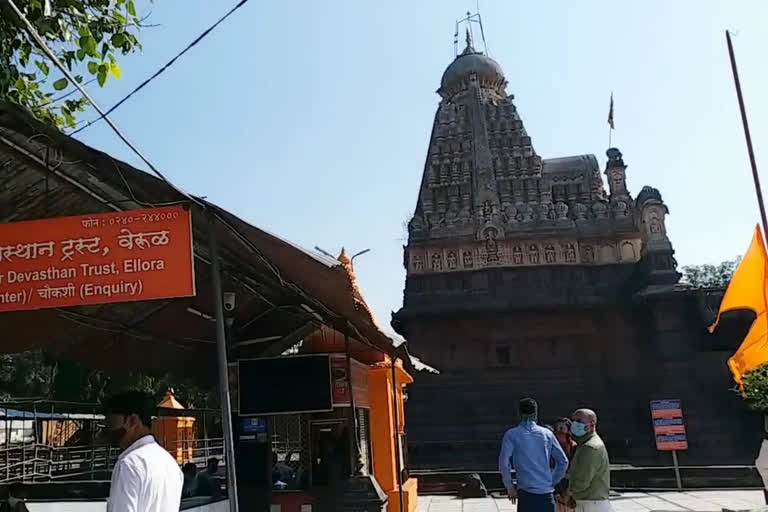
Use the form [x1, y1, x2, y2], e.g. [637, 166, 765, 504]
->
[681, 258, 740, 288]
[742, 365, 768, 413]
[0, 350, 215, 409]
[0, 0, 151, 129]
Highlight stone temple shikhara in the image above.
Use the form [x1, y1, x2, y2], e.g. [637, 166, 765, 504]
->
[392, 31, 758, 469]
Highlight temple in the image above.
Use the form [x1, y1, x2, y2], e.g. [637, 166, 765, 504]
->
[392, 30, 760, 470]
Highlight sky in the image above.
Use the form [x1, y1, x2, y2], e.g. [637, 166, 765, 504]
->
[73, 0, 768, 331]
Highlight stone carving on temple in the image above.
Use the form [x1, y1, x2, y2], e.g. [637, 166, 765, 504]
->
[462, 250, 474, 268]
[554, 202, 569, 222]
[581, 245, 595, 263]
[483, 227, 500, 264]
[544, 245, 557, 264]
[447, 251, 458, 269]
[621, 241, 637, 262]
[413, 254, 424, 272]
[512, 246, 523, 264]
[528, 244, 540, 264]
[564, 243, 577, 263]
[431, 253, 443, 271]
[573, 203, 589, 221]
[592, 201, 608, 219]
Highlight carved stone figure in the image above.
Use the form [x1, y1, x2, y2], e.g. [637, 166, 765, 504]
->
[537, 203, 551, 221]
[612, 200, 629, 217]
[554, 202, 569, 221]
[517, 203, 533, 223]
[413, 255, 424, 271]
[528, 244, 540, 264]
[573, 203, 589, 221]
[484, 228, 500, 264]
[581, 245, 595, 263]
[462, 250, 474, 268]
[503, 204, 517, 224]
[649, 215, 662, 234]
[512, 246, 523, 264]
[447, 251, 458, 269]
[592, 202, 608, 219]
[564, 243, 577, 263]
[431, 253, 443, 271]
[544, 245, 557, 264]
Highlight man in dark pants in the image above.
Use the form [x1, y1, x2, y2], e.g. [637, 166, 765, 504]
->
[499, 398, 569, 512]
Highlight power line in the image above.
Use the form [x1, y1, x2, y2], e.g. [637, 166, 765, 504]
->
[4, 0, 201, 207]
[71, 0, 250, 135]
[4, 0, 289, 284]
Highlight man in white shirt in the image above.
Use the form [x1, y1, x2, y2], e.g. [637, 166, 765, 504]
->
[103, 391, 183, 512]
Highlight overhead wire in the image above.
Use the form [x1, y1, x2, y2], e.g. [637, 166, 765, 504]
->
[3, 0, 290, 283]
[70, 0, 250, 135]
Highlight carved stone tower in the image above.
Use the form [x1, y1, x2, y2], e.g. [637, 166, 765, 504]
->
[390, 30, 698, 471]
[394, 31, 678, 324]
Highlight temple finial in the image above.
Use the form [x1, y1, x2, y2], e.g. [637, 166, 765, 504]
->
[465, 27, 473, 50]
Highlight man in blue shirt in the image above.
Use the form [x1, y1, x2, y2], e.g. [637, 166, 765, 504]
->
[499, 398, 569, 512]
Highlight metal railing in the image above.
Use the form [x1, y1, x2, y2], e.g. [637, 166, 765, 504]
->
[0, 437, 226, 483]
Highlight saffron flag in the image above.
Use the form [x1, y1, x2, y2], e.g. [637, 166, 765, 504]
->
[709, 225, 768, 385]
[608, 93, 615, 130]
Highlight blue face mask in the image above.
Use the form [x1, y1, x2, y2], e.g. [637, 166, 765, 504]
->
[570, 421, 587, 437]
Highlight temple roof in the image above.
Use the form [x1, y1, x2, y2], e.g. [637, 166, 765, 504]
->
[439, 30, 506, 99]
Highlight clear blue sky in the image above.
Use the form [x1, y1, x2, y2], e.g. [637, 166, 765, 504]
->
[76, 1, 768, 330]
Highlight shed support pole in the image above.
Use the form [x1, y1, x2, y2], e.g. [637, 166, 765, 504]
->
[209, 213, 240, 512]
[391, 357, 405, 512]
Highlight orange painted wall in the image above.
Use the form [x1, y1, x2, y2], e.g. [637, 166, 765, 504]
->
[369, 362, 417, 512]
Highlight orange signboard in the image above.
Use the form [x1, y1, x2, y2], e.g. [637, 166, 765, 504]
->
[650, 400, 688, 451]
[0, 206, 195, 312]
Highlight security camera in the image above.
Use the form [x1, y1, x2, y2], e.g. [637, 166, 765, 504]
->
[223, 292, 236, 312]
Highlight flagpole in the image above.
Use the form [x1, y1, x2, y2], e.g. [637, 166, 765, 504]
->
[726, 30, 768, 237]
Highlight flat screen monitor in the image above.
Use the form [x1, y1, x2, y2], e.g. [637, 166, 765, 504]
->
[238, 355, 332, 415]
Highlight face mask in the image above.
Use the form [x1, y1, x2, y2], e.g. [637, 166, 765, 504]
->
[103, 417, 128, 447]
[570, 421, 587, 437]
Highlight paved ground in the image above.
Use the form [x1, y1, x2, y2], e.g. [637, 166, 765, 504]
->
[417, 490, 765, 512]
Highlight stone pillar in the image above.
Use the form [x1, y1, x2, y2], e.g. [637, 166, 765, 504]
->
[636, 186, 680, 285]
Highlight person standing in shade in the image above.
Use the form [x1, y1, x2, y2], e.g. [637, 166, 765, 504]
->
[566, 409, 613, 512]
[195, 457, 222, 497]
[103, 391, 183, 512]
[499, 398, 569, 512]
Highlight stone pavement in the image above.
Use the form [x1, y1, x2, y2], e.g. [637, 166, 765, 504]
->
[417, 490, 765, 512]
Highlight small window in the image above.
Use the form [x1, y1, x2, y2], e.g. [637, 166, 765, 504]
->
[495, 346, 511, 365]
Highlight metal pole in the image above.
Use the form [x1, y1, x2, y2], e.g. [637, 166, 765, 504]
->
[209, 213, 239, 512]
[726, 30, 768, 236]
[343, 329, 364, 475]
[671, 450, 682, 491]
[390, 357, 405, 512]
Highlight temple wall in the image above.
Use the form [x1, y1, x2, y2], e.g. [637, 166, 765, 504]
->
[403, 296, 762, 470]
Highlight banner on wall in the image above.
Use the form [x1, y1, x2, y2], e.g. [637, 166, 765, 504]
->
[0, 205, 195, 312]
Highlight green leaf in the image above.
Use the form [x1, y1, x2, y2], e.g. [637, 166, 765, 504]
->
[79, 35, 97, 56]
[76, 49, 86, 61]
[97, 71, 108, 87]
[126, 1, 136, 16]
[35, 61, 50, 76]
[111, 33, 127, 47]
[53, 78, 68, 91]
[109, 63, 121, 80]
[102, 43, 110, 59]
[87, 61, 98, 74]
